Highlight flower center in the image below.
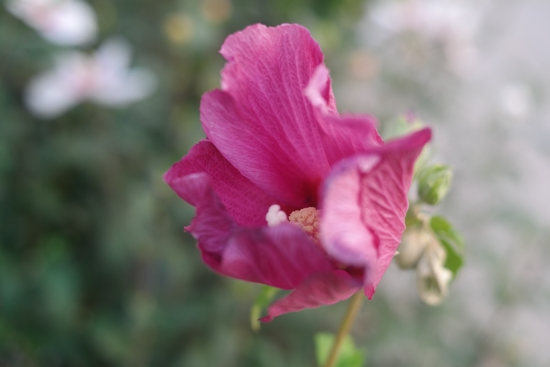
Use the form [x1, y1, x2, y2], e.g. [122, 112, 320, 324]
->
[288, 207, 320, 243]
[266, 205, 321, 244]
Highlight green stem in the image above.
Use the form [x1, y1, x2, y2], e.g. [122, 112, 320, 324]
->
[323, 291, 364, 367]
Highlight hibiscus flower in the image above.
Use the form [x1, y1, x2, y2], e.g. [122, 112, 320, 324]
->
[164, 23, 431, 321]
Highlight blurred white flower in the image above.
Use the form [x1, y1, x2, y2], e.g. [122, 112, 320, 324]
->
[6, 0, 97, 46]
[370, 0, 480, 73]
[25, 38, 158, 118]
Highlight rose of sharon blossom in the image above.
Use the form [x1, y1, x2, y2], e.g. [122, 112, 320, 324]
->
[164, 24, 431, 321]
[25, 38, 157, 118]
[6, 0, 97, 46]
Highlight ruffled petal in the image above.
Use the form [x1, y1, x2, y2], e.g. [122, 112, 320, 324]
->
[305, 65, 383, 165]
[320, 128, 432, 299]
[201, 24, 333, 207]
[164, 140, 276, 227]
[173, 168, 335, 289]
[260, 270, 362, 322]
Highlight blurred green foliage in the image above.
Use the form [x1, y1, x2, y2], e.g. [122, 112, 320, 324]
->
[0, 0, 368, 366]
[314, 333, 365, 367]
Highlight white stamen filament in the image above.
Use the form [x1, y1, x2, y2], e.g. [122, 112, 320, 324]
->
[266, 204, 288, 227]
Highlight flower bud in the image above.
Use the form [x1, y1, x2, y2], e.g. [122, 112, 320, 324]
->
[395, 227, 430, 269]
[416, 243, 453, 305]
[417, 164, 453, 205]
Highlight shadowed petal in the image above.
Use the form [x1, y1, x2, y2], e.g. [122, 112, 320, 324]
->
[201, 24, 333, 207]
[201, 223, 335, 290]
[260, 270, 362, 322]
[174, 172, 235, 254]
[320, 128, 432, 299]
[164, 140, 276, 227]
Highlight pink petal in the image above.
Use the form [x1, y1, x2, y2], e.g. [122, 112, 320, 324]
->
[260, 270, 362, 322]
[163, 140, 275, 227]
[320, 128, 432, 299]
[303, 63, 338, 115]
[318, 155, 382, 270]
[201, 223, 335, 290]
[175, 172, 235, 254]
[174, 168, 335, 289]
[305, 65, 383, 165]
[201, 24, 333, 207]
[320, 113, 384, 165]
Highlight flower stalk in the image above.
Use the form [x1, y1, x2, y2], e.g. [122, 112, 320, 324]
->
[324, 291, 364, 367]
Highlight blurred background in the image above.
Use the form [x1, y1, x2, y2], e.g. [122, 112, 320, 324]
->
[1, 0, 549, 366]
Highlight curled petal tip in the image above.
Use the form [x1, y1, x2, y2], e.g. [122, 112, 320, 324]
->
[259, 315, 273, 323]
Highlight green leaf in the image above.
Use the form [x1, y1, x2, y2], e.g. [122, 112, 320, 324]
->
[430, 216, 465, 277]
[314, 333, 366, 367]
[250, 285, 280, 331]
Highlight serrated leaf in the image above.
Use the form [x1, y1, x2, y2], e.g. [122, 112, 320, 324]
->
[314, 332, 366, 367]
[430, 216, 465, 277]
[250, 285, 280, 331]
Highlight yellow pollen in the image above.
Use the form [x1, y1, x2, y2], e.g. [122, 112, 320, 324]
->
[289, 207, 320, 243]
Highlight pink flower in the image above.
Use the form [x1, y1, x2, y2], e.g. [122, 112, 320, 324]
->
[164, 24, 431, 321]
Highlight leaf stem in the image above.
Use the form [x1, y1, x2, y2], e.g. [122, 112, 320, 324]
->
[323, 291, 364, 367]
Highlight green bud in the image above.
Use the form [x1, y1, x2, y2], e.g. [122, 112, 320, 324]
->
[417, 164, 453, 205]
